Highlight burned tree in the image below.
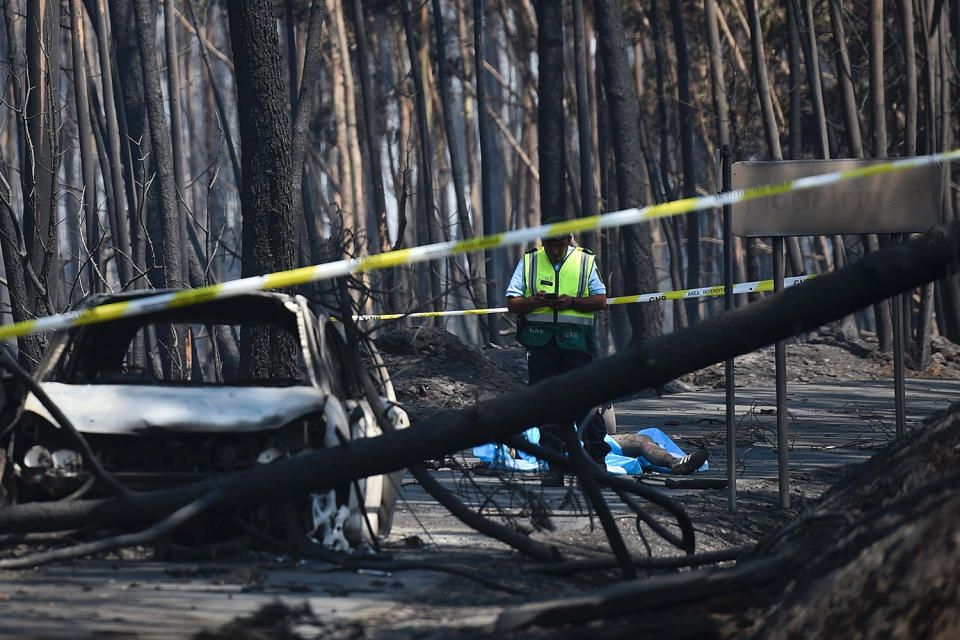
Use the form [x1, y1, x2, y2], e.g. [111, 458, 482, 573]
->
[227, 0, 299, 381]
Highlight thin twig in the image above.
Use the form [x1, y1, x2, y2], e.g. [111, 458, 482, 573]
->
[0, 488, 222, 569]
[534, 546, 751, 575]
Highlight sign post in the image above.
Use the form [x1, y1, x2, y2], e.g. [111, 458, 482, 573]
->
[730, 159, 944, 509]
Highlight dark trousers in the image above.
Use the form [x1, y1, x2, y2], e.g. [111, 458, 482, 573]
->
[527, 339, 611, 465]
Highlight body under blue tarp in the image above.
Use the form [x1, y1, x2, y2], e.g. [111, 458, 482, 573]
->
[473, 427, 708, 475]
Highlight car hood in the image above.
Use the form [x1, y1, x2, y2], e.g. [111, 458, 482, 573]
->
[24, 382, 328, 434]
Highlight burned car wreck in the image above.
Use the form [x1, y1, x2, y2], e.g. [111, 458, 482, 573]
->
[0, 290, 409, 551]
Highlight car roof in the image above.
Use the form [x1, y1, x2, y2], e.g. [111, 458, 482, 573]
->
[76, 288, 300, 308]
[73, 289, 315, 325]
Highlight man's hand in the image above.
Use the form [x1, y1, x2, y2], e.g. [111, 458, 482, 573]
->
[531, 290, 552, 308]
[552, 294, 573, 310]
[507, 291, 551, 314]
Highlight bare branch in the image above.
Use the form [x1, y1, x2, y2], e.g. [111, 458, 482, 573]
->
[0, 488, 222, 569]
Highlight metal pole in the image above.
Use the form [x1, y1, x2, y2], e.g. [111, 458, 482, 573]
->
[893, 235, 907, 438]
[722, 146, 737, 512]
[774, 237, 789, 509]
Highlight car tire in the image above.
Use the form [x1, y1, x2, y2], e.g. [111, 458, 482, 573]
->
[377, 469, 402, 537]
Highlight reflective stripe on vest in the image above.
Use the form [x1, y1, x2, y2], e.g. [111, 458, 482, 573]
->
[522, 247, 596, 326]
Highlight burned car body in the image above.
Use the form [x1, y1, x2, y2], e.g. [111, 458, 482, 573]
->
[2, 290, 408, 550]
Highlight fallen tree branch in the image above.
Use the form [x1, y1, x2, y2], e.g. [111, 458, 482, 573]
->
[0, 488, 222, 569]
[407, 464, 558, 563]
[614, 489, 688, 551]
[0, 222, 957, 544]
[559, 423, 637, 578]
[0, 529, 81, 547]
[532, 546, 751, 575]
[495, 556, 786, 632]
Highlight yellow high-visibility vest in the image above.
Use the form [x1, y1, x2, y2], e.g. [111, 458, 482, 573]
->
[522, 246, 596, 327]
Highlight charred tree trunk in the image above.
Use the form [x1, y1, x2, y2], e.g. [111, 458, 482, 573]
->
[649, 1, 675, 206]
[705, 0, 736, 308]
[593, 0, 662, 345]
[912, 0, 943, 369]
[797, 0, 857, 337]
[900, 0, 918, 157]
[162, 0, 190, 280]
[91, 0, 133, 288]
[798, 0, 828, 157]
[595, 44, 629, 351]
[133, 0, 184, 291]
[18, 0, 62, 366]
[745, 0, 804, 278]
[572, 0, 595, 233]
[637, 107, 687, 332]
[68, 0, 101, 293]
[868, 0, 888, 158]
[934, 1, 960, 342]
[110, 0, 151, 285]
[0, 41, 35, 362]
[867, 0, 893, 350]
[328, 0, 360, 248]
[289, 1, 327, 268]
[400, 0, 442, 315]
[349, 0, 398, 311]
[227, 0, 299, 381]
[648, 1, 687, 330]
[669, 0, 701, 325]
[183, 0, 242, 192]
[430, 0, 487, 338]
[535, 0, 566, 223]
[132, 0, 188, 379]
[786, 0, 803, 159]
[827, 0, 880, 341]
[746, 0, 782, 162]
[827, 0, 864, 157]
[474, 0, 502, 347]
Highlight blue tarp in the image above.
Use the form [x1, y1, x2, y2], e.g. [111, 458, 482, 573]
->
[472, 427, 544, 472]
[473, 426, 708, 475]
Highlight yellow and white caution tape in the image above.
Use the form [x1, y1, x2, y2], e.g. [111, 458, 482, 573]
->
[1, 148, 957, 341]
[606, 274, 814, 305]
[350, 307, 509, 322]
[346, 275, 816, 321]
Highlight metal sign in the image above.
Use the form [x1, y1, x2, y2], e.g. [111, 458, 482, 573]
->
[732, 159, 945, 237]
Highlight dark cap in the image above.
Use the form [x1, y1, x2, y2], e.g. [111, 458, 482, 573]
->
[541, 216, 572, 241]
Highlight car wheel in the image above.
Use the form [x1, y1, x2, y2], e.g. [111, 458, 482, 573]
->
[375, 403, 410, 537]
[306, 336, 410, 549]
[306, 395, 394, 549]
[357, 336, 409, 538]
[340, 399, 387, 546]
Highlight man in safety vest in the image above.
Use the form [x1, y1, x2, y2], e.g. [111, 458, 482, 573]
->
[505, 216, 610, 487]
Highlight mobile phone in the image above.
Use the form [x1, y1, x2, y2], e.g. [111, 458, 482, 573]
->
[544, 293, 557, 299]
